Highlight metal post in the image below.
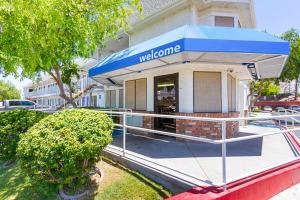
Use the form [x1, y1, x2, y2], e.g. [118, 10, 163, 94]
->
[221, 121, 227, 190]
[292, 110, 295, 127]
[123, 112, 126, 157]
[285, 110, 288, 127]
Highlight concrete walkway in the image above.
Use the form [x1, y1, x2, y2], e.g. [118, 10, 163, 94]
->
[106, 125, 297, 188]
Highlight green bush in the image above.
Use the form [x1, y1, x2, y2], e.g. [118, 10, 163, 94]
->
[0, 109, 48, 161]
[17, 109, 113, 187]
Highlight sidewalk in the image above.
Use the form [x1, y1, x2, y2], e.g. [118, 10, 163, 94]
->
[107, 125, 297, 187]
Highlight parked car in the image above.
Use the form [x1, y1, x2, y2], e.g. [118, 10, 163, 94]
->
[276, 107, 285, 112]
[0, 100, 36, 111]
[263, 106, 272, 112]
[288, 105, 300, 112]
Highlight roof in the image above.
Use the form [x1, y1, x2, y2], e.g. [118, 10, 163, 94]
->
[89, 25, 290, 80]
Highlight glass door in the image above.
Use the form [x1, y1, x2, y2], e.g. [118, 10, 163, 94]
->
[154, 73, 178, 133]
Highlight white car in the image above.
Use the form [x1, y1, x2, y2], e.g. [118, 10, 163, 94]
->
[0, 100, 37, 111]
[288, 105, 300, 112]
[263, 106, 272, 112]
[276, 107, 285, 112]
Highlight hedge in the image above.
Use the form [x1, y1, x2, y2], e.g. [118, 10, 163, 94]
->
[0, 109, 48, 161]
[17, 109, 113, 187]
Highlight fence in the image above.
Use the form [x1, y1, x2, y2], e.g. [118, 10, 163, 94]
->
[102, 110, 300, 190]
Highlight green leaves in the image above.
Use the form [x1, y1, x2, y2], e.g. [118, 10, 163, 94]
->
[17, 109, 114, 187]
[280, 29, 300, 81]
[0, 0, 141, 78]
[0, 109, 48, 161]
[250, 80, 280, 97]
[0, 0, 141, 106]
[0, 80, 21, 101]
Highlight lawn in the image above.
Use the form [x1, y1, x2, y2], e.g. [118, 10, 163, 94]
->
[0, 158, 171, 200]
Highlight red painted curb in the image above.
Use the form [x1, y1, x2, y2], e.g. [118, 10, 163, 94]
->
[166, 159, 300, 200]
[286, 131, 300, 153]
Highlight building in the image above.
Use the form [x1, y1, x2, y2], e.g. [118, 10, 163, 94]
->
[88, 0, 290, 139]
[23, 59, 105, 109]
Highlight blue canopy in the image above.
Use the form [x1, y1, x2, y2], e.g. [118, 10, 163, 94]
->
[89, 25, 289, 78]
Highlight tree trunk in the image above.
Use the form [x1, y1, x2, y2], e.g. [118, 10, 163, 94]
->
[248, 80, 264, 112]
[294, 77, 299, 100]
[49, 68, 77, 109]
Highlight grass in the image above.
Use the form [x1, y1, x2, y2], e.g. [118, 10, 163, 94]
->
[0, 158, 171, 200]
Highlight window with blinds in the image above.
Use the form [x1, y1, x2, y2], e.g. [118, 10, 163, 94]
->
[105, 90, 117, 108]
[125, 78, 147, 111]
[227, 74, 237, 112]
[119, 89, 124, 108]
[194, 72, 222, 113]
[215, 16, 234, 27]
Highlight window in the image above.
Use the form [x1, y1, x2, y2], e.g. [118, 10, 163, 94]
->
[105, 90, 117, 108]
[227, 74, 237, 112]
[9, 101, 21, 106]
[82, 97, 85, 106]
[119, 89, 124, 108]
[125, 81, 135, 109]
[21, 101, 34, 106]
[215, 16, 234, 27]
[125, 78, 147, 111]
[194, 72, 222, 112]
[86, 96, 90, 107]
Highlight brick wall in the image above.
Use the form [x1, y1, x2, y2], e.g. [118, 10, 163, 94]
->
[120, 111, 239, 140]
[176, 112, 240, 139]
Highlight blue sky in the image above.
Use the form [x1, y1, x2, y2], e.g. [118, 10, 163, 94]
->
[255, 0, 300, 35]
[1, 0, 300, 93]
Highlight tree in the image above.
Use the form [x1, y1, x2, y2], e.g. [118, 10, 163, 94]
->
[248, 80, 280, 111]
[0, 80, 21, 101]
[280, 29, 300, 100]
[0, 0, 141, 107]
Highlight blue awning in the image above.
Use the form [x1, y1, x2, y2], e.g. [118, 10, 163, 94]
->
[89, 25, 290, 80]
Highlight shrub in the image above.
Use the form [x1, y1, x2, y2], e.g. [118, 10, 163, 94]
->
[0, 109, 48, 161]
[17, 109, 113, 187]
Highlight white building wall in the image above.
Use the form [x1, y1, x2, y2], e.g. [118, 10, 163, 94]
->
[130, 6, 192, 46]
[221, 71, 229, 112]
[239, 81, 250, 116]
[129, 2, 254, 46]
[123, 63, 237, 113]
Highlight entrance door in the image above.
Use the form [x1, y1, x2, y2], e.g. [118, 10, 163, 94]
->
[154, 73, 178, 133]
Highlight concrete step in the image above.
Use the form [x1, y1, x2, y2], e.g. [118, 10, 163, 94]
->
[103, 146, 212, 194]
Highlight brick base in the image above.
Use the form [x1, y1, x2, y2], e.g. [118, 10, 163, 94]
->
[119, 111, 239, 140]
[176, 112, 240, 139]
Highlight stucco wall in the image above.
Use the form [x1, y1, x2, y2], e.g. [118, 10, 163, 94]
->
[130, 6, 192, 46]
[122, 63, 243, 114]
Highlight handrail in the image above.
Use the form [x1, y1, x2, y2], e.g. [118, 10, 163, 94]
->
[101, 110, 300, 122]
[102, 110, 300, 191]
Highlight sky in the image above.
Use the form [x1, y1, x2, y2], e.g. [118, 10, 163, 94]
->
[1, 0, 300, 95]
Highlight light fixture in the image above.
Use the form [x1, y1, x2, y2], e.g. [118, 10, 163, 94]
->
[244, 63, 258, 80]
[182, 60, 191, 64]
[227, 68, 234, 73]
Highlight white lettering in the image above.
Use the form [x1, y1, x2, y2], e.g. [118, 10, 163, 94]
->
[139, 55, 147, 62]
[146, 54, 151, 60]
[158, 50, 164, 57]
[174, 45, 181, 53]
[139, 44, 182, 63]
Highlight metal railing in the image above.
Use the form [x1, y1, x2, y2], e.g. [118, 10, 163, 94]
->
[101, 110, 300, 190]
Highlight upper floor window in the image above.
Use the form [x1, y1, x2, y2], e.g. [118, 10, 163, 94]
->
[215, 16, 234, 27]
